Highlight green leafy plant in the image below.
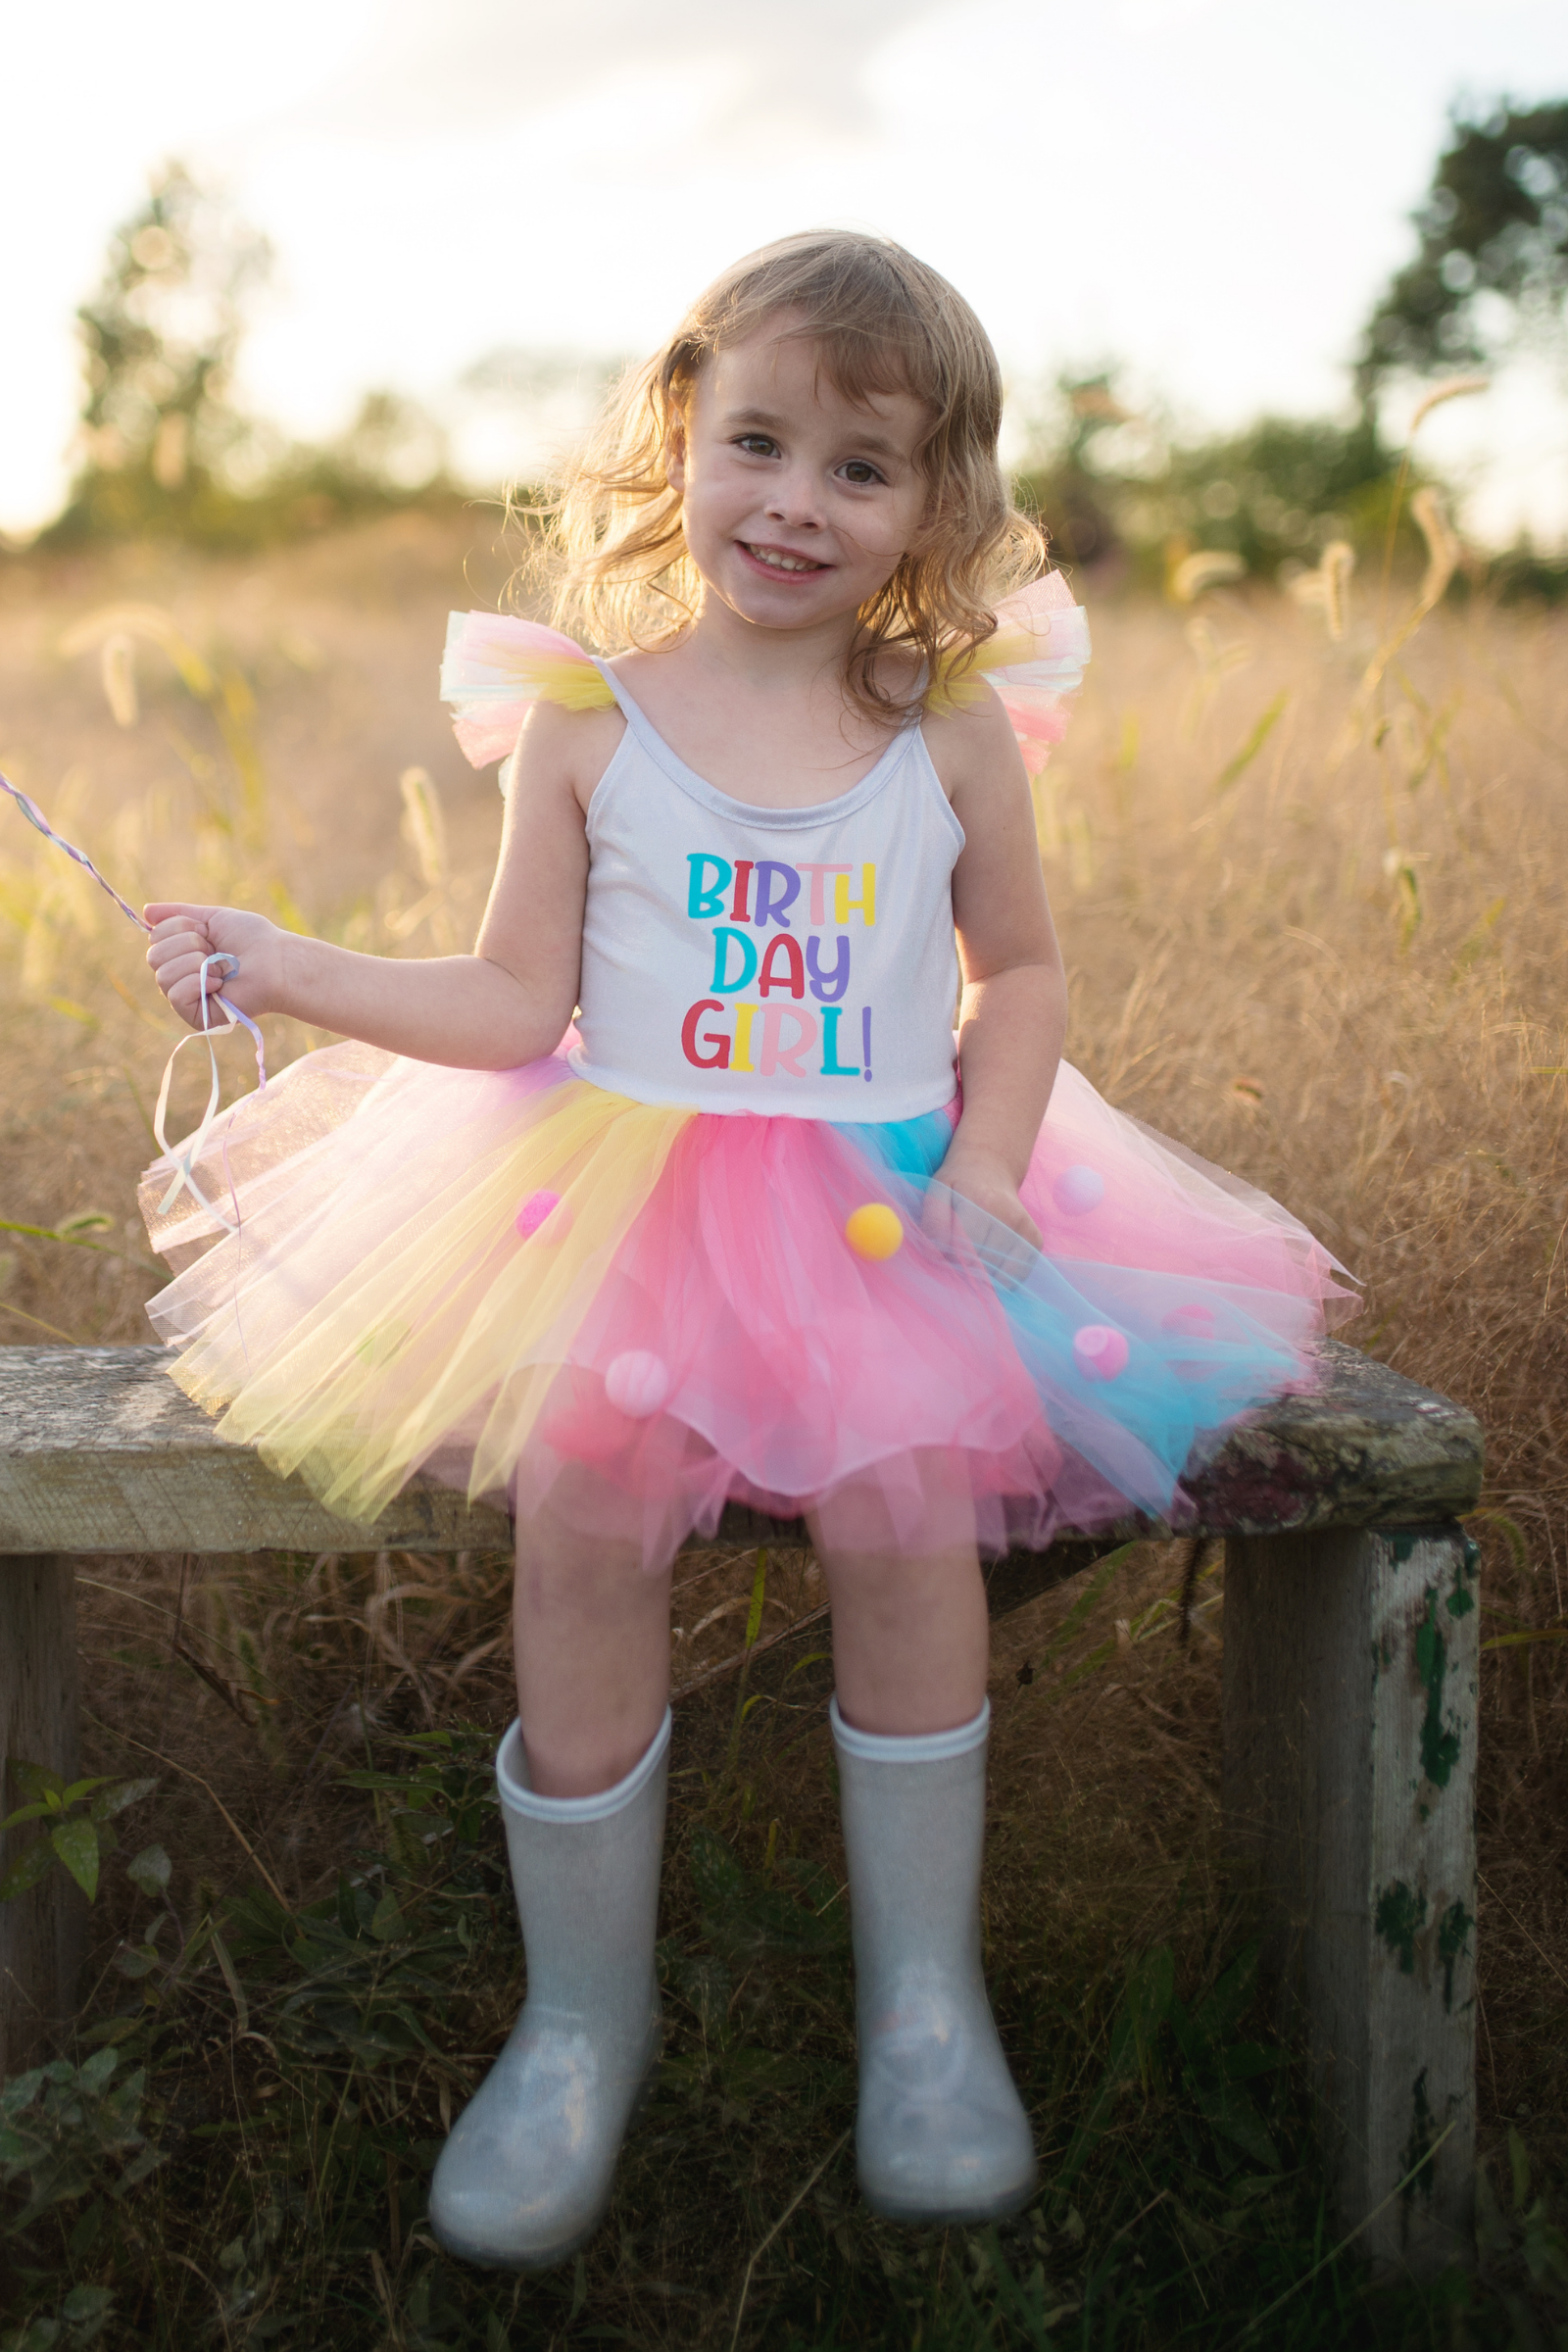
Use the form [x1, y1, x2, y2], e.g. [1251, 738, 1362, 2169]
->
[0, 2047, 165, 2233]
[0, 1765, 156, 1905]
[0, 2283, 118, 2352]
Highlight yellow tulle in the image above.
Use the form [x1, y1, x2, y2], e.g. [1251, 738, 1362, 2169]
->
[519, 655, 618, 713]
[926, 625, 1041, 714]
[172, 1080, 693, 1525]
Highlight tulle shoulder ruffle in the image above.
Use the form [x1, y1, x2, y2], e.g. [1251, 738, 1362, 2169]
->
[440, 571, 1091, 781]
[439, 612, 617, 770]
[927, 573, 1092, 775]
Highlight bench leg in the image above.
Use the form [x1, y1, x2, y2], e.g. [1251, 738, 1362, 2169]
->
[1, 1555, 84, 2082]
[1222, 1524, 1478, 2277]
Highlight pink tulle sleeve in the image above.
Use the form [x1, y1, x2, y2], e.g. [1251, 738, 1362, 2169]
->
[955, 573, 1091, 775]
[439, 612, 614, 771]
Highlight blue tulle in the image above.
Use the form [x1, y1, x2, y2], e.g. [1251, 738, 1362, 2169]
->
[838, 1107, 1305, 1523]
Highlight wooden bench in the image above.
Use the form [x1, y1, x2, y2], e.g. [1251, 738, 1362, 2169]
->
[0, 1340, 1484, 2273]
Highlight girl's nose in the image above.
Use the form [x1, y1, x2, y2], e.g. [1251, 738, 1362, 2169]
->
[764, 468, 823, 530]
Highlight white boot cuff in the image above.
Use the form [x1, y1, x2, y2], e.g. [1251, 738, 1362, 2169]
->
[497, 1707, 673, 1823]
[828, 1693, 990, 1764]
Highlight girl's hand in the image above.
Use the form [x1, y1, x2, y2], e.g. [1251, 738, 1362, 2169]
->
[144, 903, 287, 1029]
[926, 1146, 1043, 1250]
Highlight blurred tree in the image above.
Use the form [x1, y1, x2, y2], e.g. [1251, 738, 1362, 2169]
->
[1015, 375, 1132, 571]
[1149, 415, 1397, 578]
[52, 162, 273, 539]
[44, 165, 457, 547]
[1357, 100, 1568, 400]
[1016, 378, 1402, 588]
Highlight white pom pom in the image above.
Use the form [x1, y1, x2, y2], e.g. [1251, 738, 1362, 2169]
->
[605, 1349, 671, 1419]
[1053, 1164, 1105, 1216]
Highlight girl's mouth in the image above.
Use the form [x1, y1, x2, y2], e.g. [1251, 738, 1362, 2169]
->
[740, 542, 828, 576]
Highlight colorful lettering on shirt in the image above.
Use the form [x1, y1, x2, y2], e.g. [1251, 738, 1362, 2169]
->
[680, 999, 731, 1069]
[753, 860, 802, 930]
[710, 927, 759, 994]
[797, 862, 853, 925]
[820, 1005, 860, 1076]
[687, 854, 731, 919]
[679, 855, 880, 1084]
[806, 935, 850, 1004]
[834, 865, 876, 926]
[760, 1004, 818, 1078]
[758, 934, 806, 999]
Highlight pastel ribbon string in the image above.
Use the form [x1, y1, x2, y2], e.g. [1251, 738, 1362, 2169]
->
[2, 769, 268, 1229]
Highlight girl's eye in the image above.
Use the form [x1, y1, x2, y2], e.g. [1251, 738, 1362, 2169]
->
[735, 435, 778, 458]
[839, 460, 885, 486]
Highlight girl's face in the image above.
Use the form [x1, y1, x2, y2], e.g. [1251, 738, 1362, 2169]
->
[667, 319, 931, 638]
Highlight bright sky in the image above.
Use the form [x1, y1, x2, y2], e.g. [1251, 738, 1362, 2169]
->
[4, 0, 1566, 544]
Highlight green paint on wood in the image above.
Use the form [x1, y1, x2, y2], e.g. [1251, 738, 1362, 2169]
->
[1376, 1881, 1428, 1974]
[1438, 1900, 1473, 2013]
[1401, 2067, 1438, 2204]
[1392, 1533, 1420, 1566]
[1448, 1539, 1480, 1619]
[1416, 1591, 1462, 1788]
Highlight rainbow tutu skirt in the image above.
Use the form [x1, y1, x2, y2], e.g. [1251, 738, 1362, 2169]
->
[140, 1043, 1357, 1567]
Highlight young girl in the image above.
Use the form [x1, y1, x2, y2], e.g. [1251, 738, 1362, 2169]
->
[142, 233, 1353, 2271]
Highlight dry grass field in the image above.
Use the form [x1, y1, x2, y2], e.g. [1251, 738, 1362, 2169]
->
[1, 513, 1565, 2346]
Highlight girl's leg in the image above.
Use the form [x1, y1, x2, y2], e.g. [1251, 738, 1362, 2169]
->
[810, 1451, 989, 1735]
[817, 1535, 989, 1736]
[429, 1479, 676, 2270]
[513, 1487, 673, 1796]
[811, 1474, 1036, 2227]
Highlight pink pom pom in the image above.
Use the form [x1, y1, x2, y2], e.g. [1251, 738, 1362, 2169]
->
[1162, 1302, 1216, 1341]
[515, 1189, 568, 1240]
[605, 1349, 671, 1419]
[1053, 1164, 1104, 1217]
[1073, 1324, 1129, 1382]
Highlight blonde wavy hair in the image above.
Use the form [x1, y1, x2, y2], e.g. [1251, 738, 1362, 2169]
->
[528, 230, 1048, 729]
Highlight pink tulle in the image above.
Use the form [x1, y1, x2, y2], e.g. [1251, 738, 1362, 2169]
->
[508, 1079, 1352, 1564]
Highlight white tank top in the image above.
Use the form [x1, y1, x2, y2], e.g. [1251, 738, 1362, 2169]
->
[567, 665, 965, 1120]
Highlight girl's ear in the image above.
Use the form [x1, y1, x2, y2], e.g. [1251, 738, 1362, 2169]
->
[664, 415, 688, 495]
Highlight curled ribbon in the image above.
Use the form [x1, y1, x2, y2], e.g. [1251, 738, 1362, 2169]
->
[1, 768, 268, 1230]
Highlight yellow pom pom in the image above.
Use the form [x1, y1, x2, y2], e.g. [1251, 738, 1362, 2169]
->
[846, 1202, 904, 1261]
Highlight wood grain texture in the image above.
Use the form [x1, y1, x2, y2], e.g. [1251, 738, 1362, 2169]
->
[1223, 1525, 1478, 2277]
[0, 1340, 1484, 1561]
[0, 1558, 85, 2081]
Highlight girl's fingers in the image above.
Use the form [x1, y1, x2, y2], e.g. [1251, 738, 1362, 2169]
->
[147, 929, 216, 971]
[158, 957, 221, 995]
[144, 902, 219, 928]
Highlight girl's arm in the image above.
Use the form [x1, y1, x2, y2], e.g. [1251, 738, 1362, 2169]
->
[925, 688, 1067, 1245]
[145, 702, 608, 1069]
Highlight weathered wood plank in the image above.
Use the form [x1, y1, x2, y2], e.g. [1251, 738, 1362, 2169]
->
[0, 1347, 512, 1555]
[0, 1341, 1483, 1560]
[1222, 1524, 1478, 2277]
[0, 1558, 84, 2080]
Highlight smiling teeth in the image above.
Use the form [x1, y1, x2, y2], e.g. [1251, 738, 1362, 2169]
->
[748, 545, 820, 571]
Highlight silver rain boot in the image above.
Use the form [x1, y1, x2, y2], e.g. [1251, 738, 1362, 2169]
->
[832, 1695, 1038, 2226]
[427, 1708, 670, 2269]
